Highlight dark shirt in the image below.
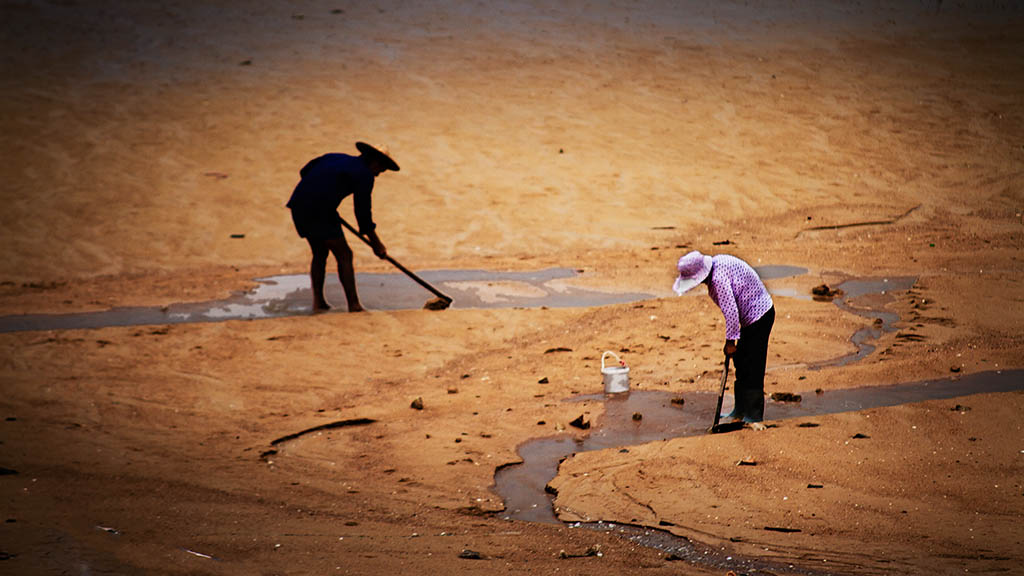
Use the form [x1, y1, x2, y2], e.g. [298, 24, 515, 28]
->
[286, 153, 376, 234]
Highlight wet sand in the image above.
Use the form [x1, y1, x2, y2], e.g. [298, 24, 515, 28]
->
[2, 1, 1023, 574]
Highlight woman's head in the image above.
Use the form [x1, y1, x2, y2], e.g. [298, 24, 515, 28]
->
[673, 250, 713, 295]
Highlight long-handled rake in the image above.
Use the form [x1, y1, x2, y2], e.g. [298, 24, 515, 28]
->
[339, 218, 453, 310]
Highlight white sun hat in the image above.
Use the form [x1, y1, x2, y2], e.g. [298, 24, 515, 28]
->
[673, 250, 713, 295]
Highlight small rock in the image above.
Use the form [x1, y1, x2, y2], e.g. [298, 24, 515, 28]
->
[797, 422, 819, 428]
[670, 396, 685, 406]
[736, 459, 757, 466]
[544, 347, 573, 354]
[811, 284, 843, 300]
[538, 377, 549, 384]
[458, 549, 483, 560]
[447, 386, 458, 394]
[950, 366, 961, 373]
[807, 483, 824, 489]
[852, 433, 870, 439]
[410, 397, 424, 410]
[811, 284, 832, 296]
[559, 545, 602, 559]
[951, 404, 971, 412]
[569, 415, 590, 430]
[632, 412, 643, 421]
[770, 392, 802, 403]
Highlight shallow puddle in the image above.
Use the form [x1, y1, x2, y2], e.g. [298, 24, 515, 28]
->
[0, 265, 805, 333]
[494, 370, 1023, 570]
[0, 268, 651, 332]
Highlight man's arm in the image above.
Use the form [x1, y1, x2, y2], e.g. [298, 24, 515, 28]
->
[364, 229, 387, 259]
[351, 177, 386, 258]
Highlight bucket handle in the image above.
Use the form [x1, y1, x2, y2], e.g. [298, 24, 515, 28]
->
[601, 350, 624, 370]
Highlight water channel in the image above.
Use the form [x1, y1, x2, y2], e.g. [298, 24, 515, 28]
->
[0, 266, 805, 333]
[492, 369, 1023, 573]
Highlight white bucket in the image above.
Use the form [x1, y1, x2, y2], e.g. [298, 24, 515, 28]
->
[601, 351, 630, 394]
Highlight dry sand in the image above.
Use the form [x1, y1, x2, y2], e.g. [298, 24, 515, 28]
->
[1, 1, 1023, 574]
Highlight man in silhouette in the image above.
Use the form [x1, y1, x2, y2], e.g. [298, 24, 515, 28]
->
[286, 142, 399, 312]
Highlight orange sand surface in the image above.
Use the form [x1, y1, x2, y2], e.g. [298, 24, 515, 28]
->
[1, 1, 1022, 574]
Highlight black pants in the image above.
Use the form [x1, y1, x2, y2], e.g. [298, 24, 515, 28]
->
[733, 306, 775, 422]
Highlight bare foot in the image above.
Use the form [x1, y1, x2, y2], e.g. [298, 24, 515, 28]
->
[313, 301, 331, 313]
[747, 422, 767, 431]
[347, 303, 365, 313]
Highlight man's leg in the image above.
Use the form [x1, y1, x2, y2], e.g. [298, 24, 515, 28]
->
[307, 238, 331, 311]
[733, 307, 775, 422]
[325, 236, 363, 312]
[307, 238, 332, 311]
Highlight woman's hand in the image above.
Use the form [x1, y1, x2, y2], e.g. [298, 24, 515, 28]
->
[723, 340, 737, 357]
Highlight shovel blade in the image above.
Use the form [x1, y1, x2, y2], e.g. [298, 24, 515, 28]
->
[423, 297, 452, 310]
[709, 421, 745, 434]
